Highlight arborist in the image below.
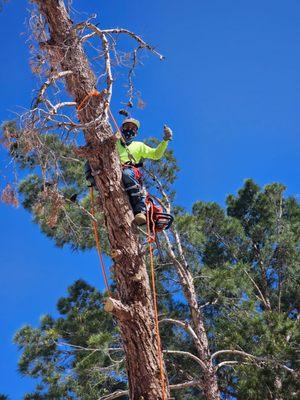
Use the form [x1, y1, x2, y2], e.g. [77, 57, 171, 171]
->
[85, 118, 173, 225]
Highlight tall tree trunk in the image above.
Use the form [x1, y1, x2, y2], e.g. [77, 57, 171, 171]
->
[32, 1, 169, 399]
[183, 272, 220, 400]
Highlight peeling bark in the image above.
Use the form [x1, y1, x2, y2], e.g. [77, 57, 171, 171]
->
[32, 1, 169, 398]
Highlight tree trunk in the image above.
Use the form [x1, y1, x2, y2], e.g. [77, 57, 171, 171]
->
[167, 230, 220, 399]
[32, 1, 169, 399]
[185, 275, 220, 400]
[177, 262, 220, 400]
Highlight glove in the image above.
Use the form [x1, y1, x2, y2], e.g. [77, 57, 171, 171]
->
[163, 124, 173, 141]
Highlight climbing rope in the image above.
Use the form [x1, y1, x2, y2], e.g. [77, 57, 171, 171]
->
[89, 186, 111, 295]
[146, 199, 167, 400]
[77, 89, 102, 111]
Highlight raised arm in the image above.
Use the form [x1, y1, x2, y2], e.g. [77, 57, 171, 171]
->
[140, 125, 173, 160]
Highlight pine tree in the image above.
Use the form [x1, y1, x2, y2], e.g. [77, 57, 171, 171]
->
[14, 0, 170, 398]
[176, 179, 300, 399]
[2, 1, 299, 399]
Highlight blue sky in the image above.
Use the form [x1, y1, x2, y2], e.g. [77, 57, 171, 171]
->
[1, 0, 300, 398]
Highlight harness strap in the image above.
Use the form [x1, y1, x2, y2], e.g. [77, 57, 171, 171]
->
[125, 184, 140, 191]
[129, 192, 143, 197]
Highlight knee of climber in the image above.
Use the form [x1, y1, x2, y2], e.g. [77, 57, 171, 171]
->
[122, 167, 136, 186]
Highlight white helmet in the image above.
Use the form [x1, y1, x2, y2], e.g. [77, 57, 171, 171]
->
[122, 118, 140, 130]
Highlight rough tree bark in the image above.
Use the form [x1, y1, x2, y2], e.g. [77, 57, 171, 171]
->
[32, 1, 169, 399]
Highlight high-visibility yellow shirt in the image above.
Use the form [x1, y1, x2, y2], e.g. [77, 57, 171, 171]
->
[116, 139, 168, 164]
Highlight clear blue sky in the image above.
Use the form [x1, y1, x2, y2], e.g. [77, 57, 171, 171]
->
[1, 0, 299, 397]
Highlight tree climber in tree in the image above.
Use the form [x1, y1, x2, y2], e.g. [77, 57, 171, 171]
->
[118, 118, 172, 225]
[85, 118, 173, 225]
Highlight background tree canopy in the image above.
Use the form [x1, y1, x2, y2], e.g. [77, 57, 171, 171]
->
[10, 127, 299, 399]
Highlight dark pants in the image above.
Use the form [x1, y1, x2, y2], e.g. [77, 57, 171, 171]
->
[122, 167, 146, 215]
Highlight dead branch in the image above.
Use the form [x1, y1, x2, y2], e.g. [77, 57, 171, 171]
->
[211, 349, 298, 376]
[74, 23, 164, 60]
[33, 70, 73, 108]
[163, 349, 207, 370]
[98, 379, 204, 400]
[98, 390, 128, 400]
[170, 379, 203, 390]
[160, 318, 199, 342]
[216, 360, 240, 370]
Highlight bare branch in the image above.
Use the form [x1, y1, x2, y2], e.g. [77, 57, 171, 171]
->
[57, 340, 122, 354]
[128, 47, 140, 104]
[170, 380, 203, 390]
[160, 318, 198, 342]
[212, 349, 298, 376]
[211, 349, 261, 361]
[98, 379, 204, 400]
[200, 298, 219, 309]
[163, 349, 207, 370]
[102, 28, 165, 60]
[216, 360, 240, 370]
[49, 101, 77, 114]
[242, 267, 271, 311]
[33, 70, 73, 108]
[74, 22, 164, 60]
[99, 390, 128, 400]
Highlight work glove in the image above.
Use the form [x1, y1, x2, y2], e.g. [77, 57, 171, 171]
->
[163, 125, 173, 141]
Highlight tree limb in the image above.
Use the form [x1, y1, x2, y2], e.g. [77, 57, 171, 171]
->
[33, 70, 73, 108]
[99, 390, 128, 400]
[98, 380, 204, 399]
[74, 22, 165, 60]
[160, 318, 198, 342]
[163, 349, 207, 370]
[104, 297, 131, 321]
[212, 349, 298, 376]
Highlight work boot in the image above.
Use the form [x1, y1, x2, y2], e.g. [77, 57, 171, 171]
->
[134, 212, 147, 226]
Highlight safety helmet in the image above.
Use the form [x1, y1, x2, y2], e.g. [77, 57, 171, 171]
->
[122, 118, 140, 130]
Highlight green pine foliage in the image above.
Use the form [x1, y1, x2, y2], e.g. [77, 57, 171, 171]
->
[14, 280, 126, 400]
[176, 179, 300, 399]
[3, 121, 299, 398]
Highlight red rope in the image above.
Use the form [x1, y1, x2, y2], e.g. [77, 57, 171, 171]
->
[146, 200, 167, 400]
[77, 89, 102, 111]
